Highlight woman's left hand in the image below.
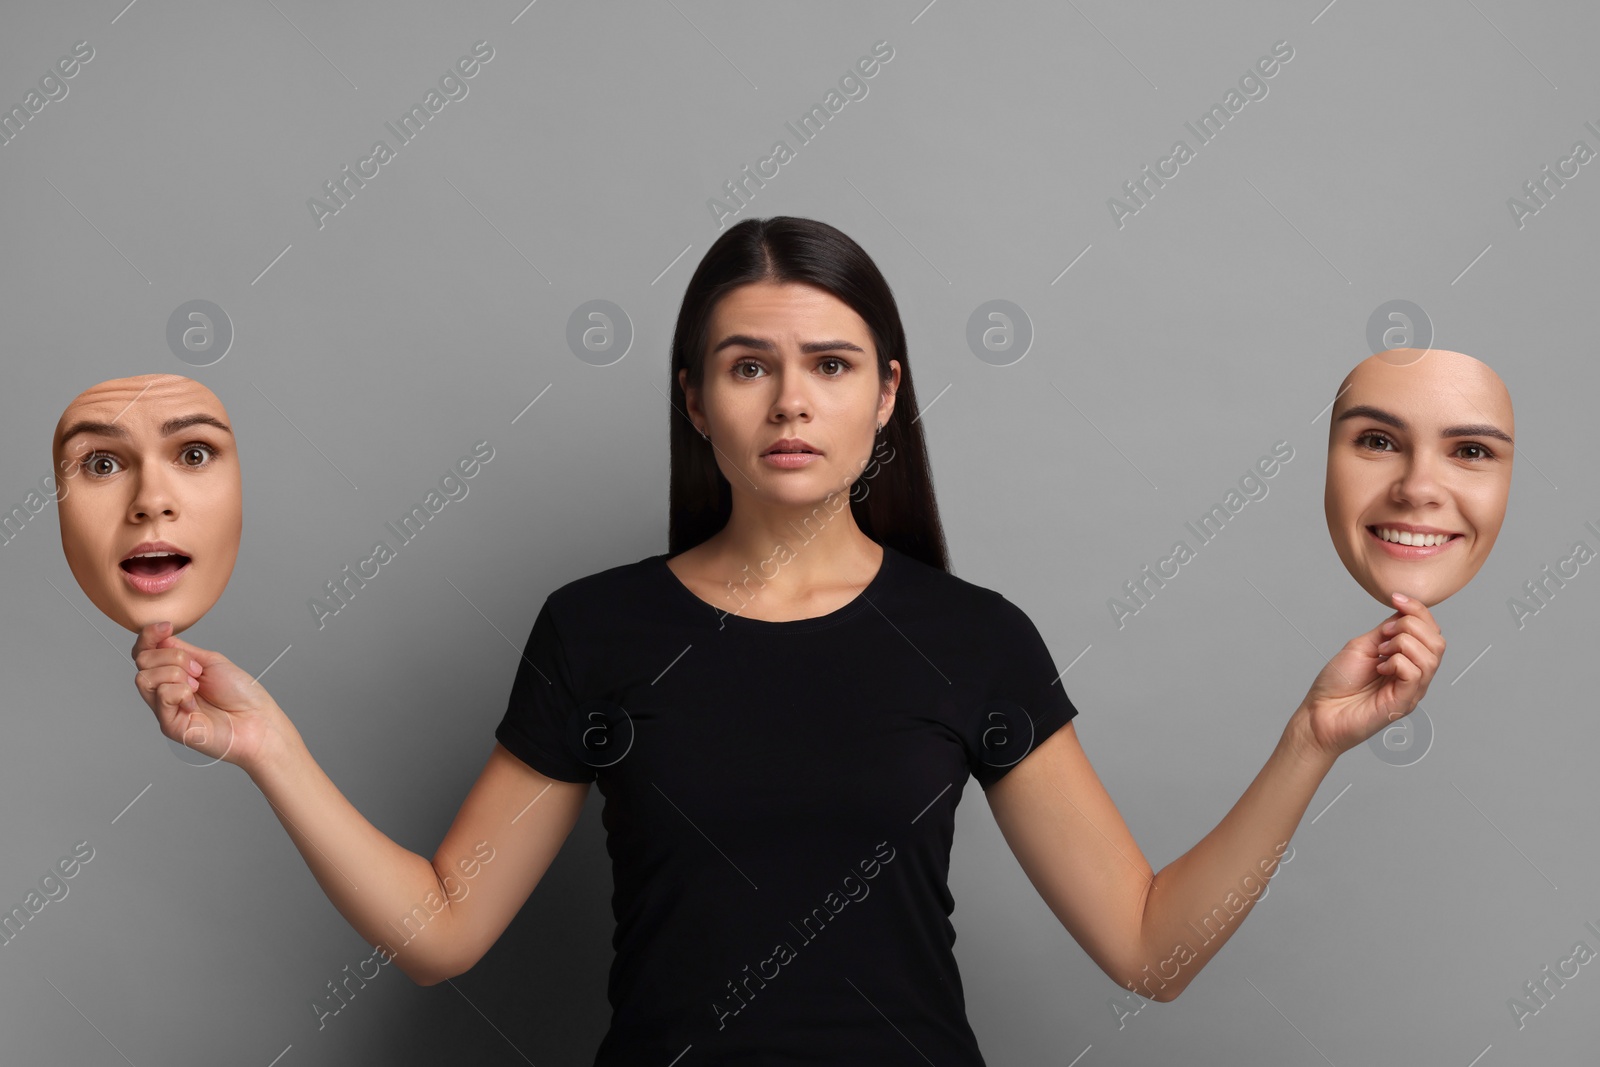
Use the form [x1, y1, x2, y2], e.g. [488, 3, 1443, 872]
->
[1297, 592, 1446, 761]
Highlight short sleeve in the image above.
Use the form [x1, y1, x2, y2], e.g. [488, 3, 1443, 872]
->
[494, 599, 598, 784]
[966, 595, 1080, 791]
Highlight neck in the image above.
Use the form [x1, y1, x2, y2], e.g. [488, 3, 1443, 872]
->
[699, 496, 880, 595]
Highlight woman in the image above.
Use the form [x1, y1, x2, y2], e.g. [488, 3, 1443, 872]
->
[131, 217, 1444, 1064]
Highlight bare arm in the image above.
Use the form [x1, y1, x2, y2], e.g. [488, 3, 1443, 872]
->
[131, 622, 589, 988]
[988, 593, 1444, 1000]
[249, 726, 589, 986]
[990, 716, 1328, 1001]
[421, 742, 592, 981]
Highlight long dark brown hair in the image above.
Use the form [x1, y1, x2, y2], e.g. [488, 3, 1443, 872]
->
[667, 216, 951, 573]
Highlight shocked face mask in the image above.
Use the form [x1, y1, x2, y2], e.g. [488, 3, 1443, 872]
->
[53, 374, 242, 634]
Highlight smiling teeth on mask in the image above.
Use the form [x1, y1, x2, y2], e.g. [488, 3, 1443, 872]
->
[1373, 527, 1455, 547]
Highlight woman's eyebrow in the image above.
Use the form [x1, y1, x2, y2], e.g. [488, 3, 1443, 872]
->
[709, 334, 866, 356]
[1334, 404, 1513, 445]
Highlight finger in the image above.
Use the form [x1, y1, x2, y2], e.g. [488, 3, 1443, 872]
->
[139, 666, 199, 705]
[1358, 615, 1399, 651]
[1389, 592, 1442, 635]
[1379, 632, 1435, 678]
[135, 647, 203, 675]
[1379, 607, 1445, 663]
[160, 695, 208, 748]
[153, 680, 198, 726]
[1376, 627, 1440, 668]
[1377, 650, 1421, 685]
[131, 620, 176, 661]
[1381, 619, 1446, 660]
[151, 631, 228, 667]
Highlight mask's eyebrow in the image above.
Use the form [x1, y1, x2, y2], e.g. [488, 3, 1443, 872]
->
[1334, 404, 1513, 446]
[59, 413, 233, 449]
[158, 413, 232, 437]
[1335, 403, 1402, 431]
[709, 334, 866, 357]
[1441, 422, 1514, 445]
[58, 419, 127, 446]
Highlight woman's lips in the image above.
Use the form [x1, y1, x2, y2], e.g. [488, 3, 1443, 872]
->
[119, 554, 192, 594]
[1365, 526, 1461, 560]
[763, 451, 820, 469]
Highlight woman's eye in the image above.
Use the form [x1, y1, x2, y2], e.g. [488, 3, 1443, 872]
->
[732, 357, 849, 378]
[81, 451, 122, 478]
[1354, 431, 1396, 452]
[180, 443, 218, 467]
[1456, 442, 1495, 461]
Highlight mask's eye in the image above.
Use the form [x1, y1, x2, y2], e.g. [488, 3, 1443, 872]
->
[1354, 431, 1397, 452]
[180, 443, 218, 468]
[81, 451, 123, 478]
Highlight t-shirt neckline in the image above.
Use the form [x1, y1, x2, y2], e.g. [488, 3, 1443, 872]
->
[652, 542, 896, 632]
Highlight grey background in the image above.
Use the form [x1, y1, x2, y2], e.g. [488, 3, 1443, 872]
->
[2, 0, 1597, 1064]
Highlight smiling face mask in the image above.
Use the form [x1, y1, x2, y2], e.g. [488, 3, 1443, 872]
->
[52, 374, 242, 634]
[1323, 349, 1514, 608]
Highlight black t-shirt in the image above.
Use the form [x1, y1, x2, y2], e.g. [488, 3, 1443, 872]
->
[493, 542, 1079, 1065]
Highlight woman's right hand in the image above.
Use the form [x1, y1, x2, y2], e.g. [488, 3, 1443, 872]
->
[132, 621, 292, 773]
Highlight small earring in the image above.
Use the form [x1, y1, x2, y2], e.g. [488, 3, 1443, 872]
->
[875, 422, 883, 435]
[699, 428, 710, 441]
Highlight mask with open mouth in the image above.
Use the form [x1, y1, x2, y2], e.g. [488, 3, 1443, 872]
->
[52, 374, 243, 634]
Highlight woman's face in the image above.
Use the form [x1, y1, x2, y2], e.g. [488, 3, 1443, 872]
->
[52, 374, 242, 634]
[680, 280, 898, 507]
[1324, 349, 1514, 608]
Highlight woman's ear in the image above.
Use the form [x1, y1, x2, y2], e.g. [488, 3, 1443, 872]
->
[678, 368, 702, 431]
